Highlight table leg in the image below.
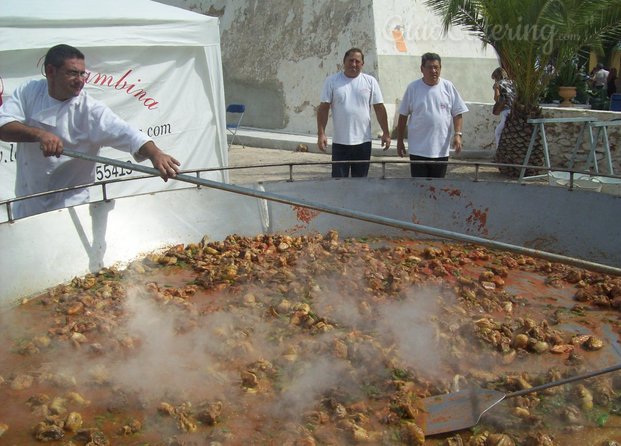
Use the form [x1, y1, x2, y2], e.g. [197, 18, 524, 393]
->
[519, 123, 540, 182]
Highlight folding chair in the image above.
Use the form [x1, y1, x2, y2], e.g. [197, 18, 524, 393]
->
[610, 93, 621, 112]
[226, 103, 245, 148]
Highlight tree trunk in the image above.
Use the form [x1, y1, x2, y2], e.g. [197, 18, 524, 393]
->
[495, 104, 544, 178]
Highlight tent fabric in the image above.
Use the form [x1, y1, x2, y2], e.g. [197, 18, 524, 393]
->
[0, 0, 228, 206]
[0, 0, 221, 50]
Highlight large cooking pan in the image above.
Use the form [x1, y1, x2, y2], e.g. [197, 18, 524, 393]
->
[1, 152, 620, 305]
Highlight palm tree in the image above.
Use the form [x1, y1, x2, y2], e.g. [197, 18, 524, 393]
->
[424, 0, 621, 177]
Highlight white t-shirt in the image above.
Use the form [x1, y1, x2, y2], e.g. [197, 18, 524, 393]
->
[398, 78, 468, 158]
[320, 72, 384, 145]
[593, 69, 609, 87]
[0, 79, 149, 218]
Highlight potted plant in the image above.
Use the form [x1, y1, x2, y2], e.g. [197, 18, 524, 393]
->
[555, 60, 581, 106]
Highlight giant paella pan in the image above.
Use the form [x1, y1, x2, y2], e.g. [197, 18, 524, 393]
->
[1, 159, 620, 445]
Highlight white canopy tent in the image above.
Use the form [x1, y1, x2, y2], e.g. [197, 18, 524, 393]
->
[0, 0, 227, 205]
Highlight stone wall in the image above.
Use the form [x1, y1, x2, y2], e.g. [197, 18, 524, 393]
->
[464, 103, 621, 172]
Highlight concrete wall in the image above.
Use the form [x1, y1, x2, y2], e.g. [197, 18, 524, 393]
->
[372, 1, 497, 127]
[155, 0, 620, 172]
[462, 104, 621, 172]
[156, 0, 498, 135]
[158, 0, 378, 133]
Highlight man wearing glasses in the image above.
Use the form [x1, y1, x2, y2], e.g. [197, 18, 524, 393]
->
[0, 44, 180, 218]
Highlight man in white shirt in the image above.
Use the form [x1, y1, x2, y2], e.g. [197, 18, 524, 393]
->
[591, 63, 609, 90]
[317, 48, 391, 177]
[396, 52, 468, 178]
[0, 44, 180, 219]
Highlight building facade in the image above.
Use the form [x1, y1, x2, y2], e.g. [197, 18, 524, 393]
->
[158, 0, 498, 135]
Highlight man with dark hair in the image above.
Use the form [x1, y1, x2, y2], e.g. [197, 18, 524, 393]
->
[317, 47, 391, 177]
[591, 63, 609, 90]
[396, 52, 468, 178]
[43, 43, 85, 68]
[0, 44, 180, 218]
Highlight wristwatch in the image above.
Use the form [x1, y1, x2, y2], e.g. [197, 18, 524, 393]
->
[455, 132, 463, 136]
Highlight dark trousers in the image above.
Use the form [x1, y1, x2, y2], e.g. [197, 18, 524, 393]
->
[332, 142, 372, 177]
[409, 155, 449, 178]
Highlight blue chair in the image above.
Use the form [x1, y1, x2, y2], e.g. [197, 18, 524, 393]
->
[610, 93, 621, 112]
[226, 104, 245, 149]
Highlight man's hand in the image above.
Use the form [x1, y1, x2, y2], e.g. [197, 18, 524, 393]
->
[39, 132, 64, 157]
[150, 151, 181, 181]
[453, 134, 463, 155]
[372, 104, 391, 151]
[452, 115, 464, 155]
[381, 132, 391, 151]
[316, 102, 330, 153]
[396, 114, 408, 157]
[139, 141, 181, 181]
[0, 121, 64, 157]
[317, 134, 328, 153]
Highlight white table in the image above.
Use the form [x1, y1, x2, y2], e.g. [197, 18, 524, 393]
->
[575, 119, 621, 174]
[519, 117, 616, 182]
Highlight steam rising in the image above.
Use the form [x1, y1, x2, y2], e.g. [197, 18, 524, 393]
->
[0, 258, 464, 440]
[111, 291, 229, 399]
[376, 289, 448, 373]
[80, 277, 457, 424]
[312, 286, 366, 328]
[275, 357, 349, 417]
[314, 279, 457, 376]
[107, 289, 287, 402]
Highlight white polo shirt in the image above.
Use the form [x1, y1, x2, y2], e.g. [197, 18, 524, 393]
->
[320, 72, 384, 145]
[399, 77, 468, 158]
[0, 79, 149, 218]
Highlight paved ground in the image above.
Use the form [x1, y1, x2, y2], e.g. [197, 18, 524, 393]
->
[227, 143, 518, 184]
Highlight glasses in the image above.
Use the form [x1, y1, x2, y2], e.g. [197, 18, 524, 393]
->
[422, 65, 441, 73]
[62, 69, 88, 80]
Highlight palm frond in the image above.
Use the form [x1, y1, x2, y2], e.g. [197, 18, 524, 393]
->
[423, 0, 621, 109]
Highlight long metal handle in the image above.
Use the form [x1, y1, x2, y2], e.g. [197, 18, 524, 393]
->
[508, 363, 621, 399]
[62, 149, 621, 275]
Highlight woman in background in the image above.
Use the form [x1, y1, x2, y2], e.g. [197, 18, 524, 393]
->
[491, 67, 516, 149]
[608, 67, 617, 98]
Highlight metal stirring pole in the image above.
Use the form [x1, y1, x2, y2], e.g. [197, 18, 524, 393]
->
[62, 149, 621, 276]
